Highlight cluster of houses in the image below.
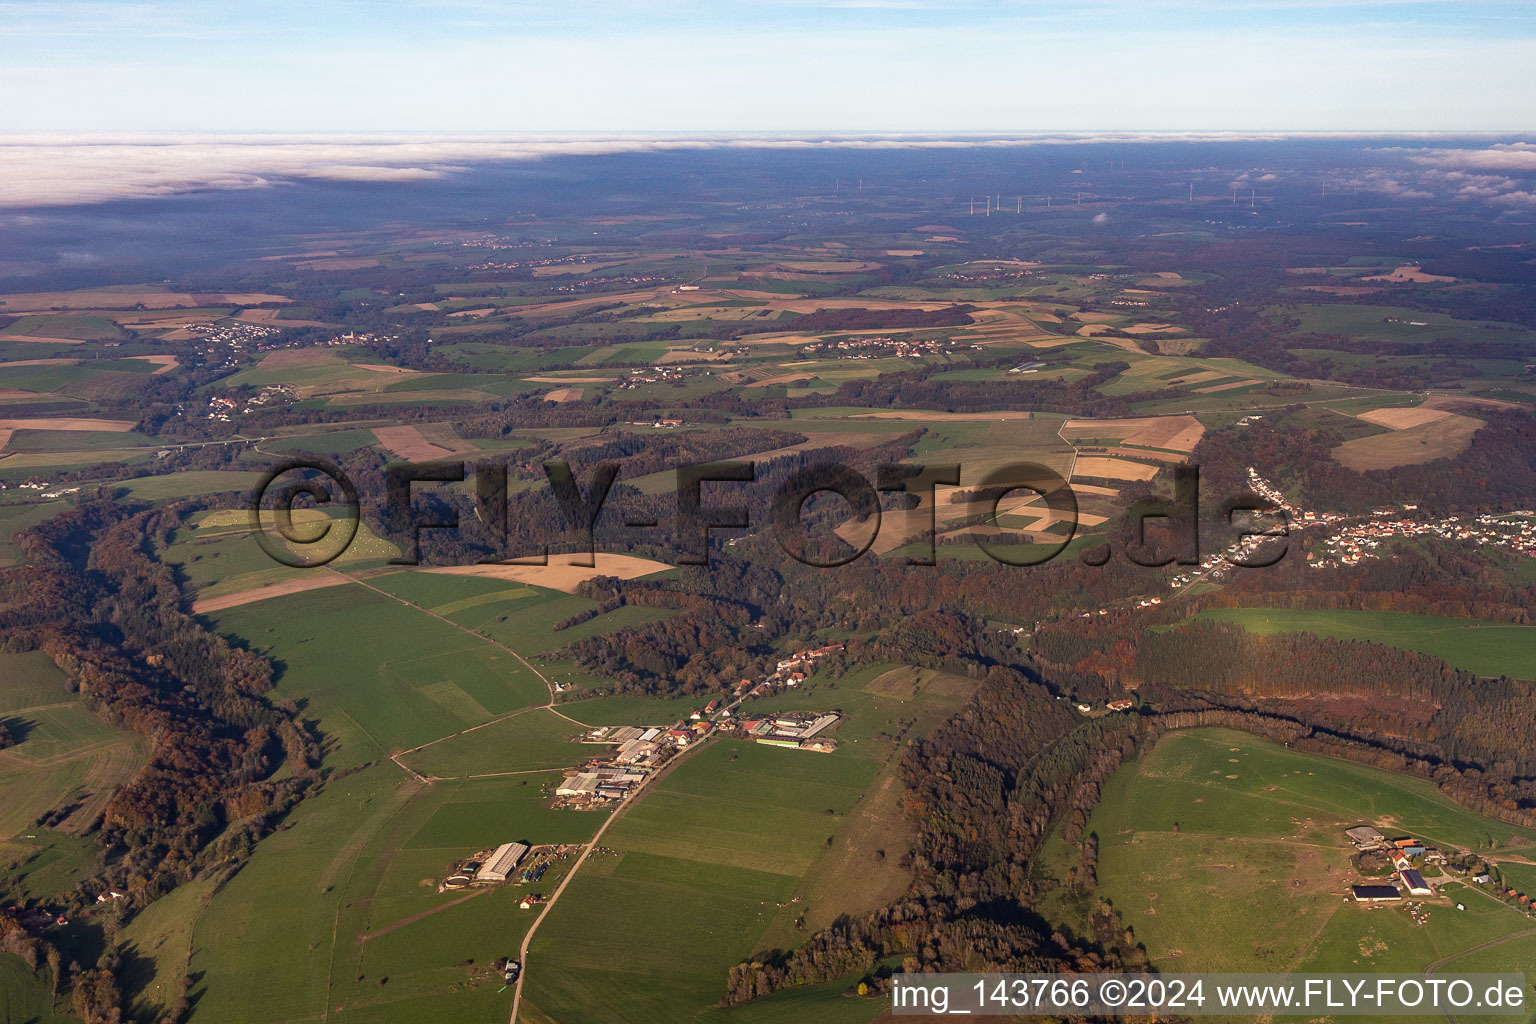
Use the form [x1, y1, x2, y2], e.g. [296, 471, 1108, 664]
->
[614, 368, 686, 390]
[205, 384, 296, 421]
[1159, 470, 1535, 593]
[799, 336, 977, 360]
[1310, 511, 1536, 569]
[548, 274, 668, 294]
[1167, 529, 1287, 591]
[1243, 467, 1347, 529]
[176, 319, 286, 373]
[460, 248, 601, 266]
[748, 644, 846, 692]
[1240, 469, 1536, 570]
[937, 267, 1038, 284]
[2, 479, 80, 499]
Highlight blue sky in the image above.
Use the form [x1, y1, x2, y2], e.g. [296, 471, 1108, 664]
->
[1, 0, 1533, 131]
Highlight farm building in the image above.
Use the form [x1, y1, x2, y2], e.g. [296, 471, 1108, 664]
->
[1399, 868, 1433, 897]
[1352, 884, 1402, 902]
[1345, 825, 1385, 848]
[557, 775, 600, 798]
[475, 843, 529, 883]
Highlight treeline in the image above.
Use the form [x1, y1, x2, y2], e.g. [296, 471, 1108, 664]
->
[784, 305, 977, 332]
[808, 362, 1178, 418]
[1, 498, 320, 901]
[1034, 618, 1536, 818]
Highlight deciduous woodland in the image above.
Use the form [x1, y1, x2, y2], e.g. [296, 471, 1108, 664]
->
[4, 137, 1536, 1022]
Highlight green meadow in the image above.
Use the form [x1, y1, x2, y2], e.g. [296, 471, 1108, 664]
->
[1194, 607, 1536, 679]
[522, 741, 889, 1024]
[1035, 728, 1536, 983]
[0, 651, 145, 839]
[207, 584, 548, 768]
[523, 664, 976, 1024]
[363, 569, 676, 657]
[168, 764, 609, 1024]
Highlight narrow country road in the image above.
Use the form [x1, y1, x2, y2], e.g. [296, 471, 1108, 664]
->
[508, 736, 714, 1024]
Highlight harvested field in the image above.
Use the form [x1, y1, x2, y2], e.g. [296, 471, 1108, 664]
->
[1297, 285, 1384, 296]
[132, 354, 179, 374]
[1357, 406, 1453, 430]
[1333, 413, 1482, 471]
[1121, 324, 1185, 335]
[233, 309, 333, 327]
[652, 348, 731, 363]
[1362, 265, 1456, 284]
[772, 260, 881, 273]
[759, 297, 950, 315]
[0, 429, 11, 451]
[1194, 378, 1262, 393]
[191, 574, 351, 614]
[0, 289, 287, 311]
[0, 416, 137, 431]
[745, 373, 814, 388]
[294, 257, 380, 271]
[373, 425, 458, 462]
[1126, 415, 1205, 451]
[543, 388, 584, 403]
[421, 552, 671, 593]
[521, 376, 616, 384]
[0, 335, 85, 345]
[1073, 457, 1160, 481]
[1070, 311, 1120, 323]
[1062, 415, 1204, 453]
[353, 363, 413, 374]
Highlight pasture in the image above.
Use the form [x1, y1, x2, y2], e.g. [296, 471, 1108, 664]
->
[367, 568, 675, 657]
[0, 652, 146, 838]
[522, 741, 886, 1024]
[176, 764, 607, 1024]
[1037, 728, 1536, 977]
[1193, 608, 1536, 679]
[523, 663, 974, 1024]
[206, 585, 549, 768]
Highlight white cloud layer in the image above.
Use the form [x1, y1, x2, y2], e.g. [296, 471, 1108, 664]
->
[0, 131, 1469, 207]
[2, 133, 1535, 209]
